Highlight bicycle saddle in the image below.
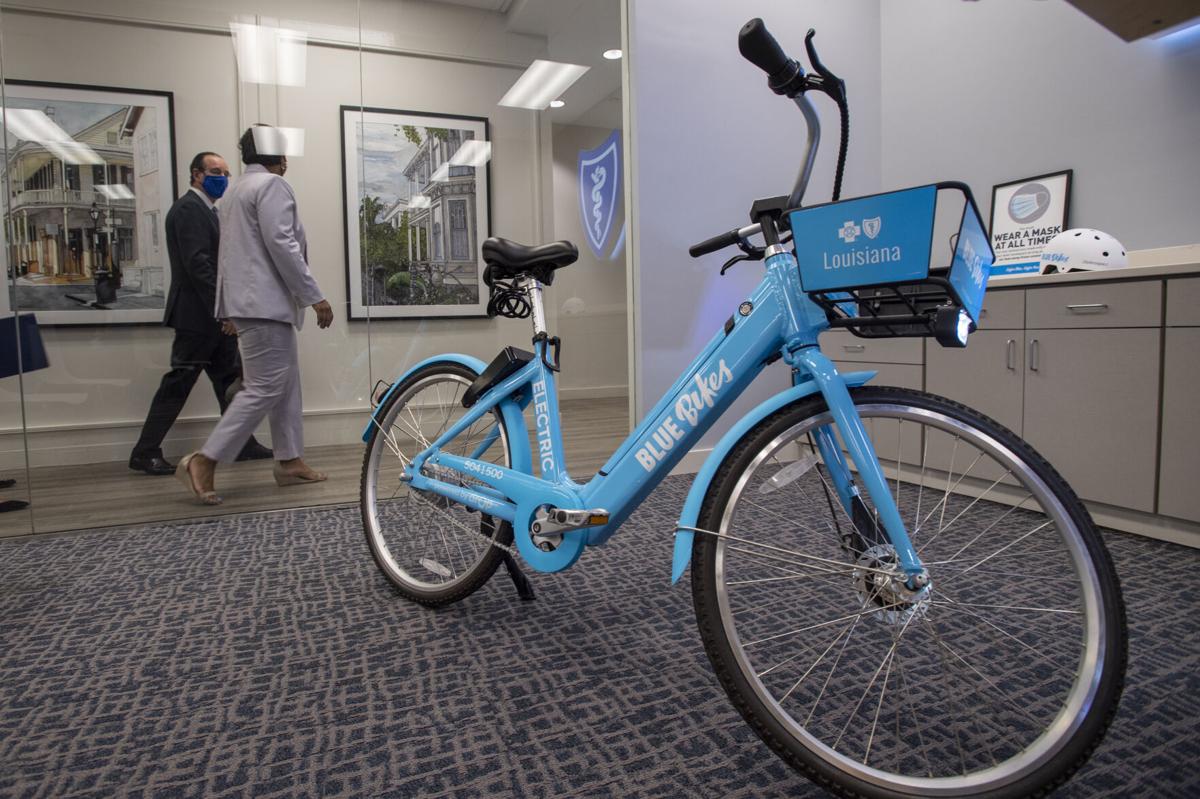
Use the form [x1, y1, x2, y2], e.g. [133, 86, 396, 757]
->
[482, 237, 578, 286]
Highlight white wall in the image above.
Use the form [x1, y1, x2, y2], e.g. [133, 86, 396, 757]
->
[880, 0, 1200, 250]
[0, 0, 626, 467]
[626, 0, 883, 453]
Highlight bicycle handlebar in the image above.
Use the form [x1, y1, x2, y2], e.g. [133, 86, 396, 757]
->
[691, 19, 843, 260]
[689, 229, 742, 258]
[689, 223, 763, 259]
[738, 18, 793, 79]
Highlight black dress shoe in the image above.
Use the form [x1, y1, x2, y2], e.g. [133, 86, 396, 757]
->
[129, 455, 177, 476]
[236, 441, 274, 461]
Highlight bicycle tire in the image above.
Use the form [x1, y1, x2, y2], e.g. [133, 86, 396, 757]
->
[361, 361, 515, 607]
[691, 386, 1126, 798]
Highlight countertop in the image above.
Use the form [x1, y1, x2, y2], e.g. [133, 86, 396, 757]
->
[988, 244, 1200, 288]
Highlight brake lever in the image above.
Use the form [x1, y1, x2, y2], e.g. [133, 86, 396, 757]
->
[720, 254, 751, 275]
[721, 239, 766, 275]
[803, 29, 846, 106]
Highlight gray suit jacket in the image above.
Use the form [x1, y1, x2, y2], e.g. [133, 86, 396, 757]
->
[215, 164, 324, 328]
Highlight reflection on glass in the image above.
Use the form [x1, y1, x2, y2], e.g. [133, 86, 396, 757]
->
[449, 139, 492, 168]
[229, 22, 309, 87]
[498, 60, 589, 109]
[250, 125, 306, 157]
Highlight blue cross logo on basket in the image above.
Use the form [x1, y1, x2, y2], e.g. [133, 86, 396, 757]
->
[789, 185, 937, 293]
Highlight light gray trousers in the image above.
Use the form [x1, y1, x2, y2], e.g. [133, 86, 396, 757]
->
[201, 318, 303, 463]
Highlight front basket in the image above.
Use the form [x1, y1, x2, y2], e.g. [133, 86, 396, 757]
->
[788, 182, 994, 341]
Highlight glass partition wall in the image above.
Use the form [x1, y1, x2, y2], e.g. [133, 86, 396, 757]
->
[0, 0, 628, 538]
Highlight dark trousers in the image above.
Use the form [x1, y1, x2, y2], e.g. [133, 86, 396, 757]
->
[131, 329, 258, 459]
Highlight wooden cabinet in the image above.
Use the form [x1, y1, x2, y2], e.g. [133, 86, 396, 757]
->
[925, 291, 1025, 483]
[1022, 328, 1161, 512]
[1165, 277, 1200, 326]
[926, 290, 1026, 436]
[823, 270, 1200, 539]
[923, 282, 1165, 513]
[1159, 279, 1200, 522]
[1025, 280, 1162, 328]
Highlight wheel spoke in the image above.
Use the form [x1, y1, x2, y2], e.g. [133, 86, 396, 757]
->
[697, 393, 1120, 792]
[364, 372, 511, 600]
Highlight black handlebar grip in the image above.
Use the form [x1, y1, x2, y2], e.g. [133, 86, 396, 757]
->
[689, 229, 741, 258]
[739, 18, 791, 77]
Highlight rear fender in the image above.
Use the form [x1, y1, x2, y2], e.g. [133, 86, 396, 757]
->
[670, 371, 875, 583]
[362, 354, 532, 473]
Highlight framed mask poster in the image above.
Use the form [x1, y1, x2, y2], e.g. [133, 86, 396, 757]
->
[988, 170, 1072, 278]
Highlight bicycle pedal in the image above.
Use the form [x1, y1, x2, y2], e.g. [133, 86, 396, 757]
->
[532, 508, 610, 535]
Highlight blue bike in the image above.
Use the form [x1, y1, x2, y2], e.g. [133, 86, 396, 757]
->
[361, 19, 1125, 798]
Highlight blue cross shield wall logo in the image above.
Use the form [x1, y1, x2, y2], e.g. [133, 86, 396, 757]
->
[863, 216, 882, 239]
[578, 129, 622, 259]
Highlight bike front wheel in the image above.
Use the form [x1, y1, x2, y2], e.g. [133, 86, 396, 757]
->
[691, 386, 1125, 798]
[361, 361, 514, 607]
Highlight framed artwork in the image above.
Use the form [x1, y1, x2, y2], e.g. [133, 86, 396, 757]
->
[988, 169, 1072, 278]
[341, 106, 491, 319]
[1, 80, 177, 325]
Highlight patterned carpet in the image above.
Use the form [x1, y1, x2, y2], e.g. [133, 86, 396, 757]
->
[1, 475, 1197, 798]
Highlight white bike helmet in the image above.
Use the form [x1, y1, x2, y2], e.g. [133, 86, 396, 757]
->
[1038, 229, 1128, 274]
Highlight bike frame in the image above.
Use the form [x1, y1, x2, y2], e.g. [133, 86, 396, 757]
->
[376, 245, 924, 579]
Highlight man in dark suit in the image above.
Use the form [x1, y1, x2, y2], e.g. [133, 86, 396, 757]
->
[129, 151, 271, 475]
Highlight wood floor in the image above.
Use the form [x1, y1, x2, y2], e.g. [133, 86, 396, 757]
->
[0, 397, 630, 538]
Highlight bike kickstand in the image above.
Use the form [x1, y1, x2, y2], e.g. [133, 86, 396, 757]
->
[501, 550, 537, 601]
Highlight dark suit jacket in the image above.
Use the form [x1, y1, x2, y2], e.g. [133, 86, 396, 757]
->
[164, 189, 221, 333]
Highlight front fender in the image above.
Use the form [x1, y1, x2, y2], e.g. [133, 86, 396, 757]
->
[362, 353, 532, 474]
[671, 370, 875, 584]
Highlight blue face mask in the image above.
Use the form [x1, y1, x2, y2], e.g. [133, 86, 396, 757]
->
[201, 174, 229, 199]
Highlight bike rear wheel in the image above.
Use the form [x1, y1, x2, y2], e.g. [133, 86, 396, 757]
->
[361, 361, 514, 607]
[691, 386, 1125, 798]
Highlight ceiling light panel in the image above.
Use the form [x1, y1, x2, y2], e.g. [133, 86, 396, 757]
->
[230, 23, 308, 87]
[498, 60, 589, 110]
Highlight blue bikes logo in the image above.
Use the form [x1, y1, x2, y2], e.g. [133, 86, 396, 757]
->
[634, 359, 733, 472]
[578, 130, 622, 259]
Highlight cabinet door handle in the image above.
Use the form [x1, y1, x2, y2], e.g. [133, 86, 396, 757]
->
[1066, 303, 1109, 313]
[1006, 339, 1016, 371]
[1029, 338, 1040, 372]
[842, 344, 866, 353]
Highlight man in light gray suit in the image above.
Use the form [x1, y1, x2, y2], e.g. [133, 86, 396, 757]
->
[176, 125, 334, 505]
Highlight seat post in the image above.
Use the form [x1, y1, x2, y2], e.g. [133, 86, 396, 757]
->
[519, 275, 548, 336]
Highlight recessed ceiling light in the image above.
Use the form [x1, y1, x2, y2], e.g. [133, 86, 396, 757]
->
[549, 99, 565, 108]
[603, 49, 622, 60]
[499, 59, 589, 110]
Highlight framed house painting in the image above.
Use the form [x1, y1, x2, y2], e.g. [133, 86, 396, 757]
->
[1, 80, 177, 325]
[340, 106, 491, 319]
